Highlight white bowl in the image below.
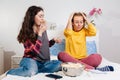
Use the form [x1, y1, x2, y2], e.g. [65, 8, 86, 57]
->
[61, 62, 84, 77]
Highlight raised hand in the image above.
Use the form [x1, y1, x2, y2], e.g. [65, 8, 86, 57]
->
[81, 12, 90, 24]
[38, 20, 47, 36]
[66, 12, 74, 29]
[33, 20, 47, 36]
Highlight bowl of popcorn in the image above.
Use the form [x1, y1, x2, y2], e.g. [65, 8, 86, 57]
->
[61, 62, 85, 77]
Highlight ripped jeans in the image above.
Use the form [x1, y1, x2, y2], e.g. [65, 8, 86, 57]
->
[7, 58, 61, 77]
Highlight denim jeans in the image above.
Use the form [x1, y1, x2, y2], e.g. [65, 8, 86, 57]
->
[7, 58, 62, 77]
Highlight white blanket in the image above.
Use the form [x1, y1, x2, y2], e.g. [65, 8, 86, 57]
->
[2, 57, 120, 80]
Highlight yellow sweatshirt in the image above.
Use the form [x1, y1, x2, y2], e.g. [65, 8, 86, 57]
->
[64, 23, 97, 59]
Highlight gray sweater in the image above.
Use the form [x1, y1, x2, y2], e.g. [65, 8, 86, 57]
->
[37, 31, 50, 62]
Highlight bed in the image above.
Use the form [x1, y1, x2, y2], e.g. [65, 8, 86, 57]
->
[2, 25, 120, 80]
[2, 58, 120, 80]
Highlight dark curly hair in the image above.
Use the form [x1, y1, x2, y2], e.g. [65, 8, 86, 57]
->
[17, 5, 44, 43]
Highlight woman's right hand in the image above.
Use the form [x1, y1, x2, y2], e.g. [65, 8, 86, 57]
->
[66, 12, 74, 29]
[68, 12, 74, 23]
[33, 20, 47, 36]
[38, 20, 47, 36]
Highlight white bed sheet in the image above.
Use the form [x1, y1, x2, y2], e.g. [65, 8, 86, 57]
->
[2, 57, 120, 80]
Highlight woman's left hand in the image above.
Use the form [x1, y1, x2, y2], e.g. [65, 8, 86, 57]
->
[53, 38, 62, 43]
[81, 12, 90, 24]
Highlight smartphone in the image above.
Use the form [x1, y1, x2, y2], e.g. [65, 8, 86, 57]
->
[45, 74, 63, 79]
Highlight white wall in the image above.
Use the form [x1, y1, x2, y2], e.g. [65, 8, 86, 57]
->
[0, 0, 120, 65]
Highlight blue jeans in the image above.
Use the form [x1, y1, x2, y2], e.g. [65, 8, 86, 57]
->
[7, 58, 62, 77]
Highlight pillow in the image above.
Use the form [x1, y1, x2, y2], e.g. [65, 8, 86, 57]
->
[86, 40, 97, 55]
[50, 39, 97, 56]
[49, 39, 65, 56]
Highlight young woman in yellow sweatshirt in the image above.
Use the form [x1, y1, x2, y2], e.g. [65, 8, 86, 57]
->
[58, 12, 114, 71]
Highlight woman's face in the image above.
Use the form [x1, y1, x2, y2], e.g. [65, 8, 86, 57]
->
[72, 15, 84, 32]
[34, 10, 44, 26]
